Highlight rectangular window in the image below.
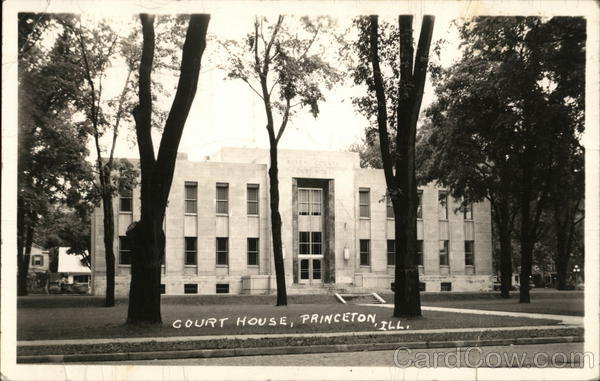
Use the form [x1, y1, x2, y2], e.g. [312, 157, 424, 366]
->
[216, 237, 228, 266]
[465, 240, 475, 266]
[119, 189, 133, 213]
[299, 231, 321, 255]
[73, 275, 89, 283]
[360, 239, 370, 266]
[247, 184, 259, 215]
[184, 237, 197, 265]
[387, 240, 395, 266]
[160, 284, 166, 294]
[216, 183, 229, 214]
[417, 190, 423, 219]
[463, 202, 473, 220]
[31, 255, 43, 266]
[184, 284, 198, 294]
[386, 197, 394, 219]
[311, 189, 322, 216]
[247, 238, 259, 266]
[216, 284, 229, 294]
[119, 236, 131, 265]
[185, 182, 198, 214]
[359, 188, 370, 218]
[419, 282, 426, 292]
[439, 240, 449, 266]
[299, 189, 309, 215]
[438, 191, 448, 220]
[311, 232, 322, 255]
[417, 240, 424, 266]
[441, 282, 452, 292]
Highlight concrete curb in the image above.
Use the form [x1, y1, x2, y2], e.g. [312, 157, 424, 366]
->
[18, 335, 583, 363]
[18, 324, 578, 347]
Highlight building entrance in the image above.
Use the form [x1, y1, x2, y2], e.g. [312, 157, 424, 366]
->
[297, 188, 323, 284]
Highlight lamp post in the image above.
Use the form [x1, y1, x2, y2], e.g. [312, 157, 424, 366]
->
[572, 265, 581, 285]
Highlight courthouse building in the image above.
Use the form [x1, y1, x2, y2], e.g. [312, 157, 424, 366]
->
[91, 147, 493, 296]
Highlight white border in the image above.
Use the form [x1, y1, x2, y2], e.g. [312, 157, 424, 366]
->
[2, 1, 599, 380]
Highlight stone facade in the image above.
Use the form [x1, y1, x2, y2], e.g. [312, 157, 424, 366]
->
[91, 148, 493, 296]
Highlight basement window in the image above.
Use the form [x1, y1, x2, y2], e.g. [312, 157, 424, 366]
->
[160, 284, 166, 294]
[184, 284, 198, 294]
[441, 282, 452, 292]
[216, 284, 229, 294]
[419, 282, 426, 292]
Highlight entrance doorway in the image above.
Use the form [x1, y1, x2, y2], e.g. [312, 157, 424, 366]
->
[298, 188, 323, 284]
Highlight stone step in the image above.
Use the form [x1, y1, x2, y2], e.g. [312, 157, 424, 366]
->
[337, 292, 386, 304]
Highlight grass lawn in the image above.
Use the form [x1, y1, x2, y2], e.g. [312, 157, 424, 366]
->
[416, 292, 584, 316]
[17, 302, 562, 341]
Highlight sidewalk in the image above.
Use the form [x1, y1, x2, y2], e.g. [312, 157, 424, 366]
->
[18, 324, 583, 363]
[362, 304, 584, 326]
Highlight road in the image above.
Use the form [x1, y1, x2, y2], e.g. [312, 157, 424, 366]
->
[86, 343, 588, 368]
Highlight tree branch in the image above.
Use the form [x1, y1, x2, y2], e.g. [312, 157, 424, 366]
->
[368, 15, 394, 187]
[155, 14, 210, 207]
[275, 98, 291, 144]
[107, 68, 134, 168]
[410, 15, 435, 126]
[133, 13, 157, 198]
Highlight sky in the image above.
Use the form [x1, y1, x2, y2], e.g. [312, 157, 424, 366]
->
[40, 8, 463, 162]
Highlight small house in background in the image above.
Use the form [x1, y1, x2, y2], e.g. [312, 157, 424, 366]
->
[29, 243, 49, 273]
[57, 247, 91, 288]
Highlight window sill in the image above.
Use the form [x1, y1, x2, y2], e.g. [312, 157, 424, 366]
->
[359, 217, 371, 220]
[184, 265, 197, 267]
[216, 213, 229, 217]
[119, 211, 133, 215]
[247, 214, 259, 217]
[247, 264, 259, 268]
[184, 213, 198, 216]
[216, 264, 229, 268]
[118, 264, 131, 267]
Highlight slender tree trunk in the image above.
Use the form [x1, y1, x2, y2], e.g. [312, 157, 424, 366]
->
[554, 200, 578, 290]
[101, 189, 116, 307]
[17, 197, 27, 296]
[499, 225, 513, 298]
[493, 200, 513, 298]
[519, 173, 533, 303]
[18, 225, 34, 296]
[269, 142, 287, 306]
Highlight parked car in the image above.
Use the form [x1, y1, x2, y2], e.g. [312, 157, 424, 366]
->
[48, 281, 61, 294]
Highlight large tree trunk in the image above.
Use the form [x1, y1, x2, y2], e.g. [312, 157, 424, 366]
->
[127, 14, 209, 324]
[101, 189, 116, 307]
[126, 217, 164, 324]
[269, 143, 287, 306]
[391, 190, 421, 317]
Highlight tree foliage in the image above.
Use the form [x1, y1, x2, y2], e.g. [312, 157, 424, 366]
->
[220, 16, 343, 306]
[17, 13, 95, 295]
[418, 16, 585, 300]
